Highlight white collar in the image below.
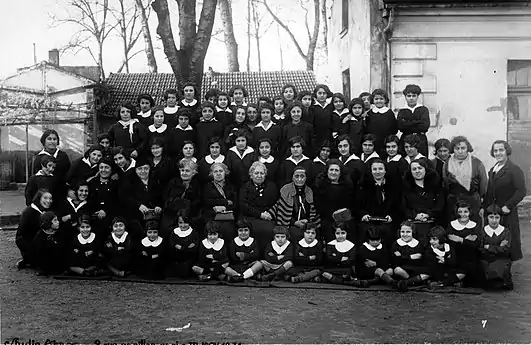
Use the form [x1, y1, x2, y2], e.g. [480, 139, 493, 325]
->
[181, 99, 198, 107]
[273, 113, 286, 120]
[362, 152, 380, 162]
[200, 117, 218, 122]
[216, 106, 232, 113]
[231, 101, 247, 107]
[387, 154, 402, 162]
[405, 153, 425, 164]
[484, 225, 505, 237]
[450, 220, 477, 231]
[286, 155, 309, 165]
[148, 124, 168, 133]
[333, 108, 350, 116]
[164, 106, 179, 114]
[313, 98, 332, 108]
[229, 146, 254, 159]
[82, 157, 93, 167]
[372, 106, 390, 114]
[202, 238, 224, 250]
[313, 157, 326, 165]
[255, 121, 275, 131]
[123, 158, 136, 172]
[38, 148, 59, 158]
[298, 238, 318, 248]
[405, 103, 423, 112]
[234, 237, 254, 247]
[142, 236, 163, 247]
[30, 203, 44, 214]
[342, 154, 361, 165]
[328, 239, 355, 253]
[205, 155, 225, 164]
[139, 109, 152, 118]
[36, 170, 52, 177]
[112, 231, 128, 244]
[173, 227, 193, 237]
[259, 156, 274, 164]
[363, 242, 383, 251]
[431, 243, 450, 257]
[175, 124, 193, 131]
[272, 240, 290, 254]
[118, 118, 139, 128]
[78, 232, 96, 244]
[397, 238, 419, 248]
[67, 197, 87, 212]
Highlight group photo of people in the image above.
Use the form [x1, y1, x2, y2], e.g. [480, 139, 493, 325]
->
[16, 82, 527, 292]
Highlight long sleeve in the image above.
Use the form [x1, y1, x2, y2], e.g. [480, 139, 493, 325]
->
[505, 163, 527, 210]
[239, 184, 262, 218]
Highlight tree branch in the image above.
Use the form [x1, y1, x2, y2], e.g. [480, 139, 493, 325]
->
[152, 0, 181, 75]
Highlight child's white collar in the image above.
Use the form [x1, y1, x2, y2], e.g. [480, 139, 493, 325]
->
[363, 242, 383, 251]
[333, 108, 350, 116]
[67, 197, 87, 212]
[181, 99, 198, 106]
[30, 203, 44, 214]
[397, 238, 419, 248]
[342, 153, 360, 165]
[112, 231, 128, 244]
[387, 154, 402, 162]
[142, 236, 163, 247]
[328, 239, 354, 253]
[272, 240, 290, 254]
[259, 156, 274, 164]
[451, 220, 477, 231]
[286, 155, 309, 165]
[229, 146, 254, 159]
[484, 225, 505, 237]
[202, 238, 224, 250]
[405, 103, 423, 112]
[234, 237, 254, 247]
[164, 106, 179, 114]
[176, 124, 193, 131]
[216, 106, 232, 113]
[38, 148, 59, 158]
[173, 227, 193, 237]
[255, 121, 275, 131]
[405, 153, 425, 164]
[139, 109, 152, 118]
[205, 155, 225, 164]
[299, 238, 318, 248]
[431, 243, 450, 257]
[78, 233, 96, 244]
[313, 157, 326, 165]
[313, 98, 332, 108]
[372, 106, 390, 114]
[148, 124, 168, 133]
[362, 152, 380, 162]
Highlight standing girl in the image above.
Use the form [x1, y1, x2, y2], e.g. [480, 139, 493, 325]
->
[108, 102, 149, 158]
[225, 129, 255, 188]
[309, 84, 334, 150]
[336, 135, 365, 184]
[273, 96, 289, 128]
[195, 102, 224, 158]
[397, 84, 430, 157]
[252, 103, 281, 156]
[364, 89, 398, 157]
[147, 107, 171, 144]
[339, 98, 364, 156]
[282, 101, 314, 158]
[163, 88, 180, 128]
[254, 138, 280, 183]
[198, 137, 226, 183]
[137, 93, 155, 128]
[384, 135, 409, 183]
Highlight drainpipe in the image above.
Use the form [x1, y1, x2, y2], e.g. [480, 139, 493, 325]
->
[382, 7, 395, 100]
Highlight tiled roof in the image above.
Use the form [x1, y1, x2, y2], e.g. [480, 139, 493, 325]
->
[101, 70, 318, 116]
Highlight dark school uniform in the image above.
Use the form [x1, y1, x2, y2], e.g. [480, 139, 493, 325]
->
[215, 106, 233, 129]
[281, 122, 314, 158]
[179, 99, 200, 127]
[31, 229, 66, 275]
[138, 110, 153, 129]
[447, 220, 480, 278]
[224, 122, 250, 147]
[69, 233, 103, 269]
[425, 243, 457, 282]
[16, 204, 45, 264]
[196, 238, 230, 275]
[310, 157, 327, 184]
[147, 124, 171, 144]
[197, 155, 226, 183]
[255, 155, 280, 184]
[103, 231, 134, 272]
[66, 157, 98, 188]
[32, 149, 71, 185]
[390, 238, 427, 276]
[195, 118, 224, 158]
[150, 156, 175, 190]
[278, 155, 313, 187]
[356, 242, 391, 279]
[229, 236, 260, 273]
[364, 107, 398, 156]
[478, 225, 512, 284]
[163, 106, 180, 129]
[137, 236, 166, 279]
[361, 152, 380, 167]
[339, 114, 364, 156]
[397, 104, 430, 157]
[225, 146, 255, 188]
[310, 99, 336, 149]
[88, 177, 120, 229]
[339, 154, 366, 186]
[386, 155, 409, 182]
[324, 239, 356, 277]
[273, 113, 290, 128]
[168, 125, 195, 159]
[262, 240, 295, 268]
[167, 227, 199, 278]
[252, 121, 282, 154]
[107, 119, 149, 155]
[25, 171, 56, 206]
[56, 197, 91, 241]
[290, 239, 324, 276]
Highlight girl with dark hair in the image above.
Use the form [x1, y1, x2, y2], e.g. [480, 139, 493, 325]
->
[168, 108, 195, 159]
[392, 221, 429, 291]
[339, 98, 364, 156]
[364, 89, 398, 156]
[102, 216, 134, 277]
[254, 138, 280, 184]
[147, 107, 171, 144]
[25, 156, 56, 206]
[112, 147, 136, 181]
[273, 96, 289, 128]
[245, 103, 260, 133]
[282, 84, 298, 104]
[226, 129, 255, 189]
[331, 93, 348, 141]
[282, 101, 314, 158]
[336, 134, 365, 185]
[196, 102, 224, 158]
[180, 82, 201, 125]
[311, 141, 332, 183]
[88, 158, 120, 237]
[68, 215, 105, 276]
[56, 180, 92, 241]
[309, 84, 334, 150]
[66, 144, 103, 188]
[215, 92, 233, 128]
[149, 137, 174, 189]
[107, 102, 149, 158]
[230, 85, 249, 108]
[253, 104, 282, 155]
[31, 211, 66, 275]
[425, 226, 458, 287]
[279, 136, 312, 186]
[224, 105, 250, 146]
[384, 134, 408, 182]
[167, 211, 200, 278]
[163, 88, 181, 127]
[137, 93, 155, 128]
[397, 84, 430, 157]
[198, 137, 226, 183]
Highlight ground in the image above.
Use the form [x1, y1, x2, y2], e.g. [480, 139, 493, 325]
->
[1, 223, 531, 344]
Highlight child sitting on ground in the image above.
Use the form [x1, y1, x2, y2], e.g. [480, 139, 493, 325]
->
[259, 225, 294, 282]
[137, 221, 166, 280]
[289, 222, 324, 283]
[425, 225, 458, 287]
[31, 211, 65, 275]
[357, 226, 395, 287]
[228, 220, 262, 282]
[321, 222, 358, 285]
[103, 216, 133, 277]
[68, 215, 104, 276]
[167, 211, 199, 278]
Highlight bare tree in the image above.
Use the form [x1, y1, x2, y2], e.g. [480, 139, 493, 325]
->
[135, 0, 158, 73]
[110, 0, 144, 73]
[246, 0, 252, 72]
[320, 0, 328, 57]
[51, 0, 117, 80]
[219, 0, 239, 72]
[261, 0, 320, 71]
[152, 0, 218, 93]
[250, 0, 274, 72]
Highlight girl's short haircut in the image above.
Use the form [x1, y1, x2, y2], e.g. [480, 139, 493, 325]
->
[115, 102, 137, 119]
[348, 98, 365, 112]
[200, 101, 216, 112]
[217, 92, 229, 100]
[177, 108, 192, 119]
[485, 203, 503, 216]
[84, 144, 104, 159]
[182, 140, 195, 152]
[259, 102, 274, 114]
[205, 88, 220, 101]
[326, 158, 343, 174]
[312, 84, 333, 99]
[490, 140, 512, 157]
[332, 93, 346, 105]
[257, 138, 273, 148]
[205, 221, 220, 235]
[40, 155, 56, 168]
[40, 129, 60, 146]
[98, 157, 114, 170]
[164, 88, 179, 100]
[236, 219, 253, 233]
[297, 90, 312, 100]
[40, 211, 57, 230]
[230, 85, 249, 98]
[151, 105, 165, 115]
[434, 138, 451, 151]
[208, 136, 223, 148]
[358, 91, 372, 103]
[288, 135, 306, 149]
[334, 221, 349, 232]
[32, 189, 51, 205]
[249, 161, 268, 177]
[73, 179, 89, 193]
[259, 96, 273, 105]
[233, 128, 251, 143]
[273, 95, 286, 106]
[292, 164, 308, 177]
[181, 82, 198, 96]
[282, 84, 298, 99]
[287, 100, 304, 116]
[371, 88, 389, 103]
[112, 216, 127, 227]
[209, 162, 229, 177]
[112, 146, 131, 160]
[402, 84, 422, 96]
[78, 214, 92, 226]
[149, 137, 166, 149]
[145, 220, 160, 231]
[450, 135, 474, 153]
[137, 93, 155, 107]
[318, 140, 332, 151]
[273, 225, 289, 236]
[97, 133, 111, 142]
[246, 103, 259, 113]
[397, 220, 416, 237]
[428, 225, 446, 244]
[336, 134, 354, 153]
[384, 134, 400, 146]
[369, 158, 386, 170]
[367, 226, 382, 240]
[410, 157, 430, 171]
[403, 134, 421, 148]
[362, 133, 377, 144]
[233, 105, 248, 117]
[177, 208, 190, 223]
[454, 200, 471, 218]
[304, 221, 319, 232]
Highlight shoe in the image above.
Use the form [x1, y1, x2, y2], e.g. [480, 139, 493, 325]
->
[82, 270, 95, 277]
[391, 280, 400, 290]
[291, 276, 302, 284]
[312, 276, 323, 283]
[16, 260, 26, 270]
[454, 281, 464, 288]
[359, 280, 370, 288]
[198, 274, 211, 282]
[228, 275, 244, 283]
[429, 281, 444, 289]
[261, 273, 274, 281]
[397, 280, 409, 292]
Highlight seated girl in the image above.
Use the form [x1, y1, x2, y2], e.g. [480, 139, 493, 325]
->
[57, 180, 92, 242]
[360, 134, 380, 164]
[447, 201, 480, 287]
[228, 220, 262, 282]
[479, 204, 513, 290]
[425, 226, 459, 287]
[68, 215, 104, 276]
[384, 135, 408, 182]
[137, 221, 166, 280]
[167, 211, 199, 279]
[289, 222, 324, 283]
[31, 211, 66, 275]
[391, 221, 429, 291]
[321, 222, 358, 285]
[356, 226, 395, 287]
[259, 226, 294, 282]
[103, 217, 133, 277]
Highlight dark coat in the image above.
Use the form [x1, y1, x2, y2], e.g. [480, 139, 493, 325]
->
[402, 169, 444, 222]
[201, 181, 238, 220]
[239, 180, 279, 219]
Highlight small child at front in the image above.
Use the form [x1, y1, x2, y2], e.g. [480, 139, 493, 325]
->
[289, 222, 323, 283]
[31, 211, 65, 275]
[103, 216, 133, 277]
[228, 220, 262, 282]
[356, 226, 395, 287]
[391, 221, 429, 291]
[68, 215, 104, 276]
[478, 204, 513, 290]
[137, 221, 166, 280]
[259, 226, 294, 282]
[167, 212, 199, 278]
[321, 222, 358, 285]
[425, 226, 458, 287]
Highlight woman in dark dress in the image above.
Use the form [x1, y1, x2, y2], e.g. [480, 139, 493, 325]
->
[88, 158, 120, 237]
[66, 144, 103, 189]
[149, 137, 175, 190]
[239, 161, 278, 252]
[113, 147, 137, 182]
[483, 140, 526, 261]
[314, 159, 355, 243]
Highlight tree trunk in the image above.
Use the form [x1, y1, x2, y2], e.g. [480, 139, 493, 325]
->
[277, 24, 283, 71]
[252, 1, 261, 72]
[219, 0, 239, 72]
[246, 0, 251, 72]
[119, 0, 130, 73]
[136, 0, 158, 73]
[321, 0, 328, 58]
[98, 42, 105, 81]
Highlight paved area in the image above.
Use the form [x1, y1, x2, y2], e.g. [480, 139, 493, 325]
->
[0, 189, 25, 228]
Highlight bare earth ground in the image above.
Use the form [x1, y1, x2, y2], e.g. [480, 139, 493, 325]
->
[1, 224, 531, 344]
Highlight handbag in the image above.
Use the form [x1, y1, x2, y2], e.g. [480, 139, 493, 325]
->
[214, 211, 234, 221]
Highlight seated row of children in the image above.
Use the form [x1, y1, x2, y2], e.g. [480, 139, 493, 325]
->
[29, 202, 512, 291]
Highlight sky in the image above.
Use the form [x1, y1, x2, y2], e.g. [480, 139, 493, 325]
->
[0, 0, 326, 80]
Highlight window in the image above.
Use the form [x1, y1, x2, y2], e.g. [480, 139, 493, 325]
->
[342, 0, 349, 33]
[342, 69, 351, 101]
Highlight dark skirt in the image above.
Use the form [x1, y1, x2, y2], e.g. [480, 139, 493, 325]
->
[289, 266, 323, 276]
[245, 217, 275, 253]
[231, 261, 258, 274]
[398, 264, 429, 276]
[214, 220, 236, 240]
[480, 258, 512, 281]
[502, 211, 522, 261]
[323, 265, 354, 276]
[166, 259, 195, 278]
[412, 220, 435, 246]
